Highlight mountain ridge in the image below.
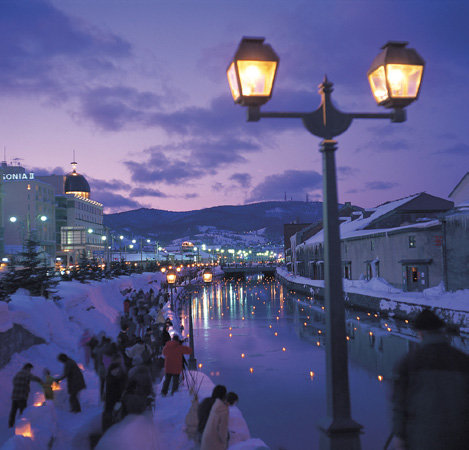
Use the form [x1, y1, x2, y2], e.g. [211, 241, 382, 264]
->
[103, 201, 325, 244]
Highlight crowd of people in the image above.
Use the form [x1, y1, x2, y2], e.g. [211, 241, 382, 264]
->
[8, 286, 192, 436]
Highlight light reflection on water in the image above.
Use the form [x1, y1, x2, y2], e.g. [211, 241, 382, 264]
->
[184, 277, 469, 450]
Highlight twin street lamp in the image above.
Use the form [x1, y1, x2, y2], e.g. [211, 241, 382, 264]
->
[227, 37, 424, 450]
[165, 266, 214, 370]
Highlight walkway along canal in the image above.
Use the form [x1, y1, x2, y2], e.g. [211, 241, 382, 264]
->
[181, 276, 469, 450]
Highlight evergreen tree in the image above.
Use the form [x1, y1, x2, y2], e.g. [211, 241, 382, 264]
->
[13, 237, 57, 298]
[0, 257, 21, 301]
[74, 251, 90, 283]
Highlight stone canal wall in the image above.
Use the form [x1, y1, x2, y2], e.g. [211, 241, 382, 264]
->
[276, 270, 469, 331]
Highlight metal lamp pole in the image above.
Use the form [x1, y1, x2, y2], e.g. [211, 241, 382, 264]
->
[185, 284, 198, 370]
[227, 38, 424, 450]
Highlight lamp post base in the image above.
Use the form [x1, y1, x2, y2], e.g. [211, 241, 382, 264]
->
[318, 417, 363, 450]
[188, 357, 197, 371]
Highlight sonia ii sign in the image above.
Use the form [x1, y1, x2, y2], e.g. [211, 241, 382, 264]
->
[2, 173, 35, 181]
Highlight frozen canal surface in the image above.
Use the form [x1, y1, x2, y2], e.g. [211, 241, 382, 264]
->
[182, 277, 469, 450]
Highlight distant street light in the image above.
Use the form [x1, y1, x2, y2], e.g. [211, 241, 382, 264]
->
[202, 267, 213, 283]
[166, 268, 177, 310]
[227, 37, 424, 450]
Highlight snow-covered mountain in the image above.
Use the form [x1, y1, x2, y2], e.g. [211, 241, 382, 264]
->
[104, 201, 324, 245]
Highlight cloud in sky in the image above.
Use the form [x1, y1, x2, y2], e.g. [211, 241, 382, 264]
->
[0, 0, 467, 214]
[92, 191, 144, 213]
[247, 169, 322, 203]
[123, 136, 262, 186]
[364, 181, 399, 191]
[0, 0, 131, 101]
[432, 143, 469, 156]
[130, 187, 168, 198]
[229, 173, 252, 188]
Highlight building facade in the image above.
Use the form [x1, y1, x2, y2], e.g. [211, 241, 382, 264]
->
[289, 193, 465, 292]
[1, 162, 57, 266]
[37, 162, 105, 267]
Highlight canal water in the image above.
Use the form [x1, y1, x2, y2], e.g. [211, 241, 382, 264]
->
[182, 276, 469, 450]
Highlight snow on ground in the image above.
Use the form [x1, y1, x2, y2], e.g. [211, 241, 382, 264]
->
[0, 270, 267, 450]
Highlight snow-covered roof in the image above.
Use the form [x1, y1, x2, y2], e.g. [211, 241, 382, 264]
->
[300, 193, 434, 248]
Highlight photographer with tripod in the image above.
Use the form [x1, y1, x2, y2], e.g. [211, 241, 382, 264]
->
[161, 334, 192, 396]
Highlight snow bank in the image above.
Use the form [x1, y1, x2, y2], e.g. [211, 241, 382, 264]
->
[0, 270, 264, 450]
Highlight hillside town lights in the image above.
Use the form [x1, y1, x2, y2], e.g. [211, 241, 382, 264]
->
[227, 37, 424, 450]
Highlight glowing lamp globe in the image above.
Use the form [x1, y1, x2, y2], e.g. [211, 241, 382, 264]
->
[202, 267, 213, 283]
[166, 269, 177, 284]
[227, 37, 279, 107]
[368, 41, 425, 108]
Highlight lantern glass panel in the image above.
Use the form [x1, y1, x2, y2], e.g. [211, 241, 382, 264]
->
[203, 272, 213, 283]
[368, 66, 388, 104]
[227, 62, 240, 101]
[237, 60, 277, 97]
[167, 274, 176, 284]
[386, 64, 423, 98]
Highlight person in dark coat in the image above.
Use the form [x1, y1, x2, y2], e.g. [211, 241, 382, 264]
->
[121, 379, 147, 418]
[391, 309, 469, 450]
[161, 335, 192, 396]
[102, 354, 128, 432]
[8, 363, 42, 428]
[55, 353, 86, 413]
[197, 385, 227, 441]
[128, 355, 154, 398]
[160, 322, 172, 352]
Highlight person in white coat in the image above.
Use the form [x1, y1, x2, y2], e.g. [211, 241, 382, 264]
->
[200, 397, 229, 450]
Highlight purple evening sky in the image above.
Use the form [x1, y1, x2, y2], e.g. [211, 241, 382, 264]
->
[0, 0, 467, 214]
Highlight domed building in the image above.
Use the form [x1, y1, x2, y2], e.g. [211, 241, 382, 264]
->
[64, 161, 91, 199]
[37, 161, 105, 267]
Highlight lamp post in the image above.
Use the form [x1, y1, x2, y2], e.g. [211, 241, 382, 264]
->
[10, 215, 48, 260]
[184, 283, 198, 370]
[184, 267, 213, 370]
[166, 268, 177, 310]
[101, 235, 107, 264]
[227, 37, 424, 450]
[119, 235, 124, 260]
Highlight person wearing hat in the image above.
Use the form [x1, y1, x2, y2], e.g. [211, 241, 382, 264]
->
[391, 309, 469, 450]
[161, 334, 192, 396]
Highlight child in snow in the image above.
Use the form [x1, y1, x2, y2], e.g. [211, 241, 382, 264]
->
[42, 368, 55, 400]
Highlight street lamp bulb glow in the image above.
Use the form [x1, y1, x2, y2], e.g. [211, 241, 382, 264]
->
[9, 217, 17, 223]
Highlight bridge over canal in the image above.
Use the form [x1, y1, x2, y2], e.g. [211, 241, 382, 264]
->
[221, 263, 279, 278]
